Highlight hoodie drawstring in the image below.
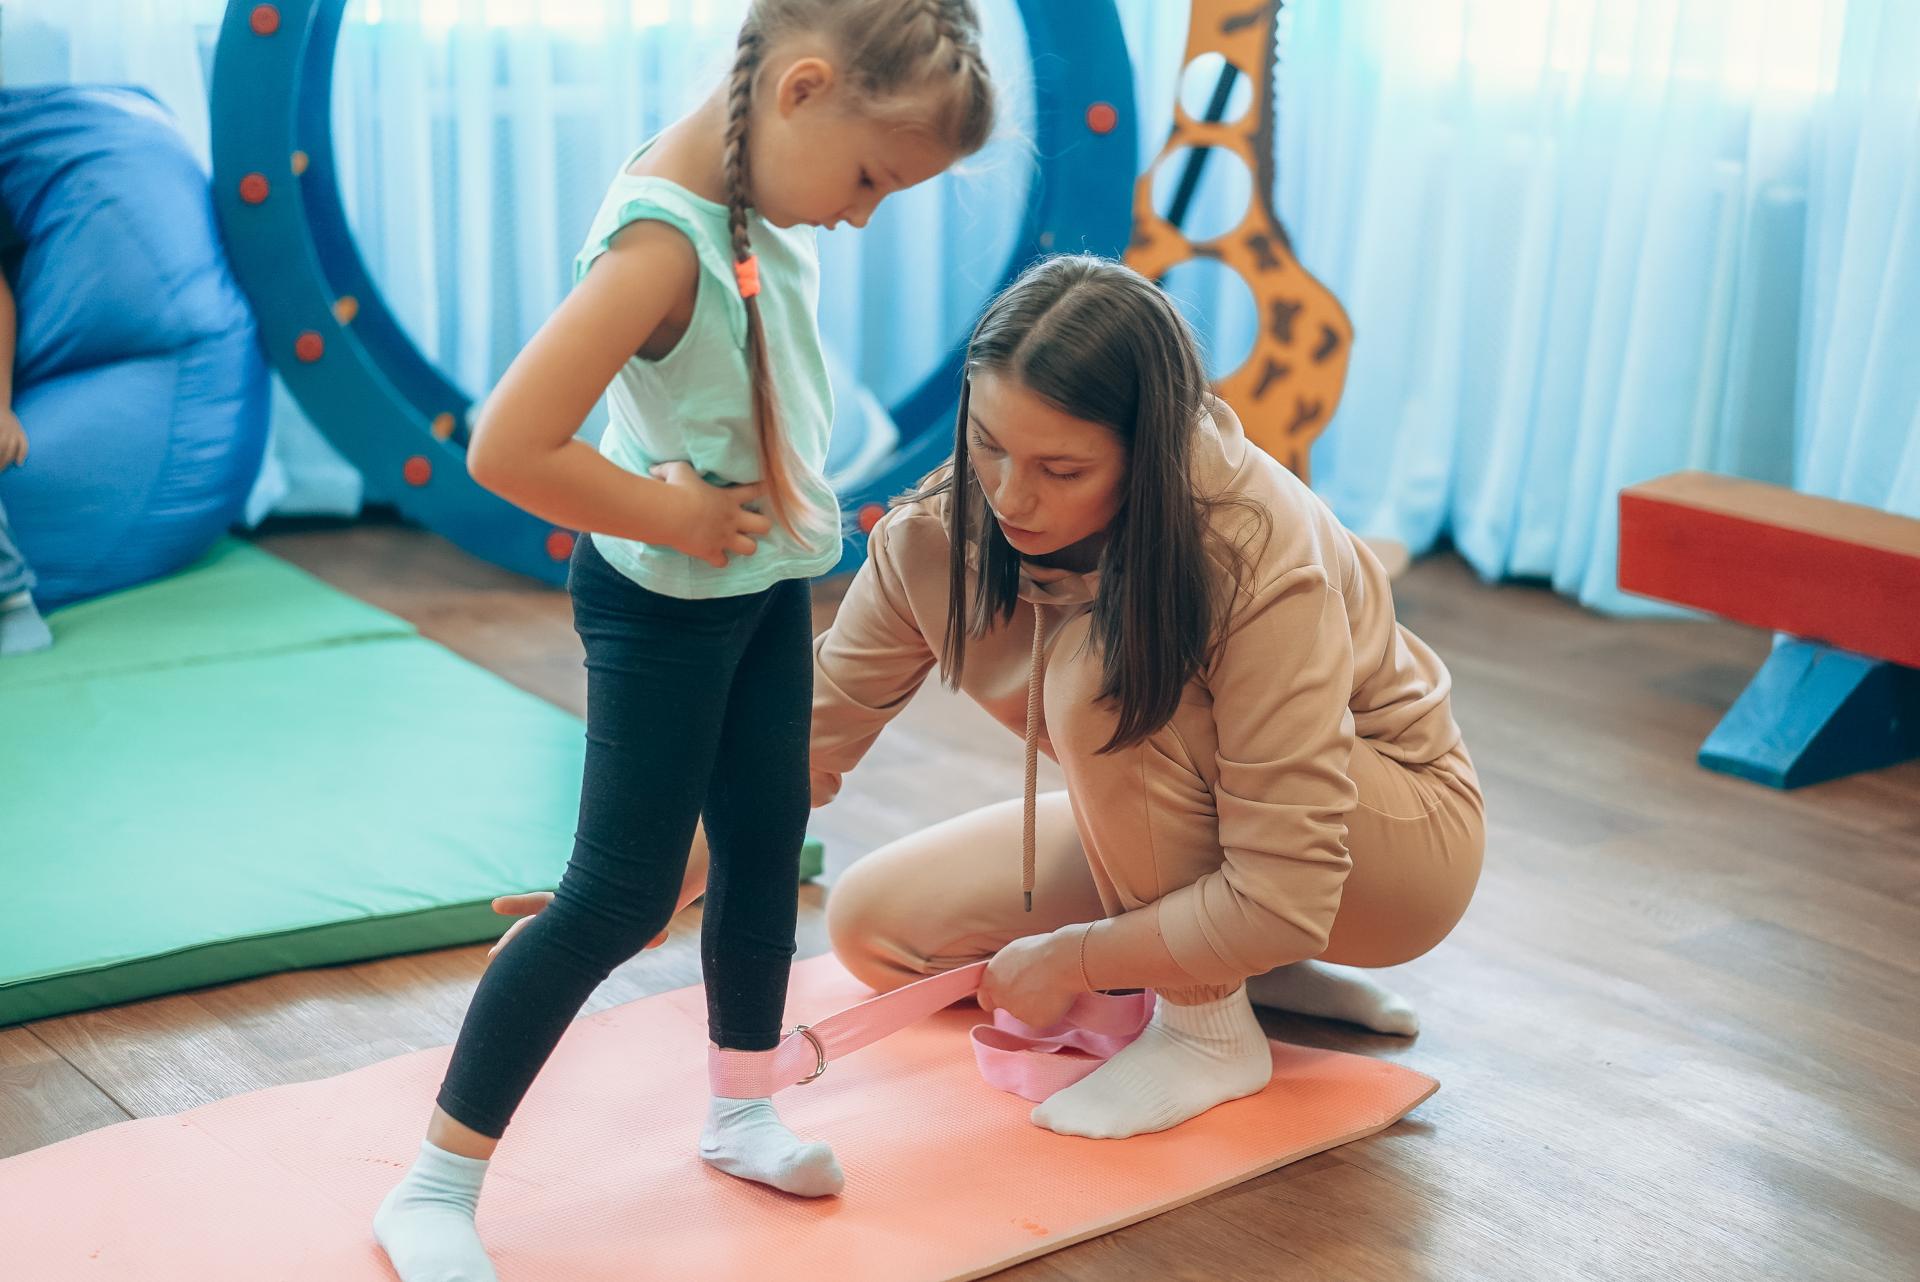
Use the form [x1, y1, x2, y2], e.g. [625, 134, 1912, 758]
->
[1022, 600, 1045, 913]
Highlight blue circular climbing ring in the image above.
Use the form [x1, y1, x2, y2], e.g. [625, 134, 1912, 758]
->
[211, 1, 1137, 583]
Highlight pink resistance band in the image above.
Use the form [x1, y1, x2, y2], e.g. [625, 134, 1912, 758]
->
[707, 961, 1156, 1104]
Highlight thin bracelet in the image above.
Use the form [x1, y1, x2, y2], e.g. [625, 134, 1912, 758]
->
[1077, 922, 1097, 993]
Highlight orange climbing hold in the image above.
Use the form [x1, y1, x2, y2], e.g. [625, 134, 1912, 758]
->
[291, 150, 310, 177]
[546, 530, 576, 561]
[403, 456, 433, 488]
[249, 5, 281, 37]
[1086, 101, 1118, 135]
[294, 331, 324, 362]
[238, 173, 270, 205]
[430, 412, 457, 441]
[331, 296, 359, 325]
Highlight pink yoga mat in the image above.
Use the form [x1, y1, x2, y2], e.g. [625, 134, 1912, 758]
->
[3, 955, 1437, 1280]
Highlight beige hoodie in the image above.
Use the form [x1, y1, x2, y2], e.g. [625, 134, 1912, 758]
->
[811, 398, 1463, 972]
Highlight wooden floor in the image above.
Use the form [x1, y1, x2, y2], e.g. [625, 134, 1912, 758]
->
[5, 518, 1918, 1281]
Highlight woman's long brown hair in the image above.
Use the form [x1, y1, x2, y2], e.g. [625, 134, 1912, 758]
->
[905, 255, 1259, 752]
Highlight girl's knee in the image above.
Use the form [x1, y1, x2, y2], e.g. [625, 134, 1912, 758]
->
[544, 891, 674, 971]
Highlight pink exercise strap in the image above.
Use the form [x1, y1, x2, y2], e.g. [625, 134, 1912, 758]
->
[708, 962, 1156, 1103]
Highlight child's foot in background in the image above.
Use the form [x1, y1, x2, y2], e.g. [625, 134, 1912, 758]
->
[0, 591, 51, 656]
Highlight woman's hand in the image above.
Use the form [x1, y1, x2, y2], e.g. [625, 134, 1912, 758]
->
[650, 461, 773, 568]
[486, 891, 667, 959]
[977, 928, 1090, 1028]
[489, 829, 711, 960]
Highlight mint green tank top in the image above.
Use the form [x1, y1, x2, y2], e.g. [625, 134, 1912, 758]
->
[576, 144, 841, 599]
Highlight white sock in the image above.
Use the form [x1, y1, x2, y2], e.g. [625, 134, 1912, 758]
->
[700, 1096, 844, 1197]
[1029, 986, 1273, 1140]
[373, 1140, 498, 1282]
[1245, 960, 1420, 1036]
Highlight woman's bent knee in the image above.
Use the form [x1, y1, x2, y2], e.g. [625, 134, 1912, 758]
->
[825, 856, 926, 993]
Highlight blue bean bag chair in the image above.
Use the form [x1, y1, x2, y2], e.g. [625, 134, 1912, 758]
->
[0, 85, 268, 610]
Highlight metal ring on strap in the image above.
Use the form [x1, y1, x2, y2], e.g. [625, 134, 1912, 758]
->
[792, 1024, 828, 1085]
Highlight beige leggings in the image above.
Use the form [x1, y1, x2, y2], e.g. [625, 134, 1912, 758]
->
[826, 700, 1485, 1003]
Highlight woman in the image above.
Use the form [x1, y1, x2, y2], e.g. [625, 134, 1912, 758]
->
[497, 255, 1484, 1141]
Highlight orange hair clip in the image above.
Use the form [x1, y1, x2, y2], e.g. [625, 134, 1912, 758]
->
[734, 254, 761, 299]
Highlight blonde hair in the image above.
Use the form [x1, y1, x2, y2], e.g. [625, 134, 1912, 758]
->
[723, 0, 997, 534]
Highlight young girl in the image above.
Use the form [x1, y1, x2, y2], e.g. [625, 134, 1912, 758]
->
[373, 4, 994, 1278]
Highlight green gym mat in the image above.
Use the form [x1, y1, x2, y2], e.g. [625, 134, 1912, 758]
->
[1, 541, 584, 1026]
[0, 540, 411, 691]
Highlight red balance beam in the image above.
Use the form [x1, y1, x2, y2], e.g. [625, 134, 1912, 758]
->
[1619, 472, 1920, 671]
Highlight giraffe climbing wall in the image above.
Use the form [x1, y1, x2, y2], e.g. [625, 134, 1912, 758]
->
[1125, 0, 1353, 481]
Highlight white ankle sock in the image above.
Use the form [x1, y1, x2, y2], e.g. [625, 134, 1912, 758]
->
[373, 1140, 498, 1282]
[1029, 986, 1273, 1140]
[700, 1096, 844, 1197]
[1245, 960, 1420, 1036]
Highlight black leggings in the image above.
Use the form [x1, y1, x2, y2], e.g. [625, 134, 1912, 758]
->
[436, 536, 812, 1139]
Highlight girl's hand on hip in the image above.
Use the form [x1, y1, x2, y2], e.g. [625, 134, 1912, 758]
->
[0, 410, 27, 471]
[978, 930, 1088, 1028]
[650, 461, 773, 568]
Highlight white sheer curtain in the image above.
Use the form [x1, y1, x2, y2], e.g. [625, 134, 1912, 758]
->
[3, 0, 1037, 516]
[329, 0, 1034, 420]
[1105, 0, 1920, 612]
[1792, 0, 1920, 517]
[10, 1, 1912, 614]
[1273, 0, 1917, 611]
